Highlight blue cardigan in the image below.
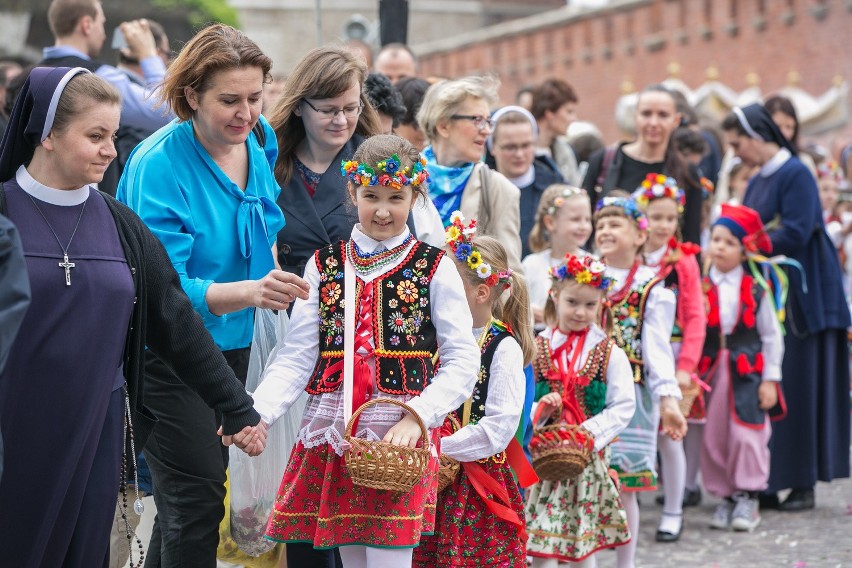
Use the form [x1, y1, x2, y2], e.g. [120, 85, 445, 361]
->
[743, 155, 850, 334]
[117, 116, 285, 351]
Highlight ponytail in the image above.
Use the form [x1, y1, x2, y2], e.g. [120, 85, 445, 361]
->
[498, 271, 536, 365]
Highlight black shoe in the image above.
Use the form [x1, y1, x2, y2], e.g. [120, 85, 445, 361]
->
[758, 492, 781, 510]
[683, 487, 702, 507]
[655, 512, 683, 542]
[778, 488, 815, 511]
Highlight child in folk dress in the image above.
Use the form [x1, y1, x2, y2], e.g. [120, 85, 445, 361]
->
[633, 174, 707, 541]
[414, 215, 535, 567]
[594, 196, 687, 568]
[523, 185, 593, 331]
[702, 204, 785, 532]
[251, 135, 480, 568]
[525, 254, 636, 567]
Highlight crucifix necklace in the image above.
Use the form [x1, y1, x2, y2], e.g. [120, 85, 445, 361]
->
[26, 193, 88, 286]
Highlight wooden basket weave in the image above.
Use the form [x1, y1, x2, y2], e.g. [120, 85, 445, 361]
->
[437, 414, 461, 492]
[530, 413, 594, 482]
[344, 398, 430, 492]
[678, 380, 701, 417]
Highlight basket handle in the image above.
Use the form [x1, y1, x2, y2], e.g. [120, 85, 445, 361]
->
[533, 402, 562, 428]
[345, 397, 430, 450]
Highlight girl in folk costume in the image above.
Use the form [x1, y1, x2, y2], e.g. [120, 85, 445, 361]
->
[251, 135, 481, 567]
[414, 214, 534, 567]
[523, 184, 593, 331]
[633, 174, 707, 542]
[594, 197, 687, 568]
[702, 204, 785, 532]
[526, 254, 636, 568]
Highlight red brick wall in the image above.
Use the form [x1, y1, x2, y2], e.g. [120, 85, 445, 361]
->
[417, 0, 852, 142]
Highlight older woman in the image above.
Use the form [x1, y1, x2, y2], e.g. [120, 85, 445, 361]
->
[722, 103, 850, 512]
[417, 75, 523, 269]
[118, 25, 309, 565]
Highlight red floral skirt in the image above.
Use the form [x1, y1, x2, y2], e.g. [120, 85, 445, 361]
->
[413, 458, 526, 567]
[265, 441, 438, 548]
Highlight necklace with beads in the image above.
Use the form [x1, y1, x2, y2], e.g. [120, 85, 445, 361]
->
[606, 259, 641, 305]
[346, 233, 415, 274]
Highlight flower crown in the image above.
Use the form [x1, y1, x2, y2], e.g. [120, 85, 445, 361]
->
[545, 186, 586, 217]
[445, 211, 512, 288]
[341, 153, 429, 189]
[596, 196, 649, 231]
[817, 160, 844, 184]
[633, 173, 685, 212]
[550, 254, 614, 292]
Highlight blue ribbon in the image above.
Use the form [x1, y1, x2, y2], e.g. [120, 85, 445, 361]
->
[237, 195, 275, 278]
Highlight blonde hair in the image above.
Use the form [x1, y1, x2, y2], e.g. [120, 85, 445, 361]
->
[528, 184, 590, 253]
[267, 45, 382, 186]
[416, 75, 499, 142]
[450, 236, 535, 365]
[543, 278, 613, 335]
[348, 134, 428, 199]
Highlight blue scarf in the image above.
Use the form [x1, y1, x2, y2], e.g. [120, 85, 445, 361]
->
[423, 145, 476, 226]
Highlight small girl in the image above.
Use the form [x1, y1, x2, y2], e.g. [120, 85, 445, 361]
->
[414, 213, 534, 567]
[525, 254, 636, 567]
[727, 160, 756, 206]
[251, 135, 481, 567]
[524, 184, 593, 329]
[634, 174, 707, 542]
[702, 204, 785, 532]
[594, 196, 687, 568]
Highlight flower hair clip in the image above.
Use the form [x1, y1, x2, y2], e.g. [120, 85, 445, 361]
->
[546, 186, 586, 217]
[550, 254, 614, 292]
[341, 153, 429, 189]
[445, 211, 511, 288]
[633, 173, 685, 212]
[596, 196, 649, 231]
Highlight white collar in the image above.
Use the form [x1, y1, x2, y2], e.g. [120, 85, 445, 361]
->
[351, 224, 412, 253]
[759, 148, 791, 178]
[508, 165, 536, 188]
[644, 244, 667, 266]
[16, 165, 90, 206]
[542, 324, 606, 348]
[709, 264, 743, 286]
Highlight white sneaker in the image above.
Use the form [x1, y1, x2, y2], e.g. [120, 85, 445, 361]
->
[710, 499, 734, 530]
[730, 492, 761, 532]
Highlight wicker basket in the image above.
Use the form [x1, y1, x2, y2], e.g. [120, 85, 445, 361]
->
[678, 380, 701, 417]
[530, 407, 594, 482]
[344, 398, 431, 492]
[437, 414, 461, 492]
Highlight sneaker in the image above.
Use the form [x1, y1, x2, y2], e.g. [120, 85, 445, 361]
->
[730, 493, 761, 531]
[710, 499, 734, 530]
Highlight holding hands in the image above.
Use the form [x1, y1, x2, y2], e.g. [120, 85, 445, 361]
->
[660, 396, 688, 441]
[220, 420, 269, 457]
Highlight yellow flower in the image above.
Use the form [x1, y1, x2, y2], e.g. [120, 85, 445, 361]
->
[446, 226, 461, 243]
[467, 250, 483, 269]
[656, 174, 666, 184]
[575, 269, 592, 284]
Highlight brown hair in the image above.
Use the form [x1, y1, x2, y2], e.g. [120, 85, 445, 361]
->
[530, 78, 578, 120]
[764, 94, 800, 153]
[528, 184, 590, 253]
[267, 45, 382, 186]
[451, 236, 535, 365]
[543, 277, 612, 335]
[52, 73, 120, 135]
[160, 23, 272, 121]
[347, 134, 428, 199]
[48, 0, 98, 38]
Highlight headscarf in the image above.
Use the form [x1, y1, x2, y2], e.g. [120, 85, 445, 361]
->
[0, 67, 90, 182]
[731, 103, 795, 155]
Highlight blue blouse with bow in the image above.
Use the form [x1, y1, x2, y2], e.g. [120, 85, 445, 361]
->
[117, 116, 285, 350]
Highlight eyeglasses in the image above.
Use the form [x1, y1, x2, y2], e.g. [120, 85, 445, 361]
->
[450, 114, 495, 131]
[496, 142, 534, 154]
[302, 98, 363, 120]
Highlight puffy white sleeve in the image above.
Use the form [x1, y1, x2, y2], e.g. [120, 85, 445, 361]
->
[581, 345, 636, 451]
[440, 338, 525, 462]
[406, 255, 481, 429]
[641, 284, 681, 399]
[757, 296, 785, 381]
[251, 256, 321, 425]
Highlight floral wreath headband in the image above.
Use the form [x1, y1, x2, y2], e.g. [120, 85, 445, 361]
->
[545, 186, 587, 217]
[595, 196, 648, 231]
[817, 160, 844, 184]
[445, 211, 512, 288]
[550, 254, 614, 292]
[633, 173, 685, 213]
[341, 153, 429, 189]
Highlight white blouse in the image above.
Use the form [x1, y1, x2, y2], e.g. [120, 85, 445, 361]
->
[539, 326, 636, 451]
[440, 328, 525, 462]
[251, 225, 481, 455]
[708, 265, 784, 381]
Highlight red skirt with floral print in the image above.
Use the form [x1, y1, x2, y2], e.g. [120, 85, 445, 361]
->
[413, 458, 526, 567]
[265, 441, 439, 548]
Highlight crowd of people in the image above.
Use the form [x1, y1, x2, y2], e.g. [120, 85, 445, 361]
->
[0, 1, 850, 567]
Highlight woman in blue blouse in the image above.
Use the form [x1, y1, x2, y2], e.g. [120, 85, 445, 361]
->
[118, 25, 309, 565]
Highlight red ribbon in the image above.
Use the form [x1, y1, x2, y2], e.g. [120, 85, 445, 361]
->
[462, 461, 527, 542]
[505, 438, 539, 488]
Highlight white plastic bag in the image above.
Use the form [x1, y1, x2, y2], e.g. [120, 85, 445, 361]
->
[229, 308, 308, 556]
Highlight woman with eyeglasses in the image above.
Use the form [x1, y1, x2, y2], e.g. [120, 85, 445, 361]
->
[417, 75, 524, 269]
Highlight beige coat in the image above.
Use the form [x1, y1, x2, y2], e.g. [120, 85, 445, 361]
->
[458, 163, 523, 272]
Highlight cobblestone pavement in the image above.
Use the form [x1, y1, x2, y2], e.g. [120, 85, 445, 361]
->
[594, 479, 852, 568]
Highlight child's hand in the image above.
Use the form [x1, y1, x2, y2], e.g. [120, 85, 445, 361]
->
[539, 392, 562, 409]
[758, 381, 778, 410]
[383, 412, 423, 448]
[675, 370, 692, 389]
[660, 397, 687, 441]
[219, 420, 268, 457]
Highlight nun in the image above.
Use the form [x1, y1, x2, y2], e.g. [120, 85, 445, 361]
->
[0, 67, 264, 566]
[721, 103, 851, 511]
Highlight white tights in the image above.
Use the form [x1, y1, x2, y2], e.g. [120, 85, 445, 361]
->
[338, 546, 413, 568]
[616, 490, 639, 568]
[657, 433, 686, 534]
[531, 556, 597, 568]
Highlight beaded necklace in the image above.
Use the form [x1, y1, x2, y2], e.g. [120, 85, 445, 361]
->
[606, 259, 640, 304]
[346, 233, 415, 274]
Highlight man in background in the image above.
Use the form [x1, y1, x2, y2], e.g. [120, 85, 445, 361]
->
[373, 42, 416, 83]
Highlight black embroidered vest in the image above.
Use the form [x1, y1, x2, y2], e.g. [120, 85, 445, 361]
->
[306, 240, 444, 396]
